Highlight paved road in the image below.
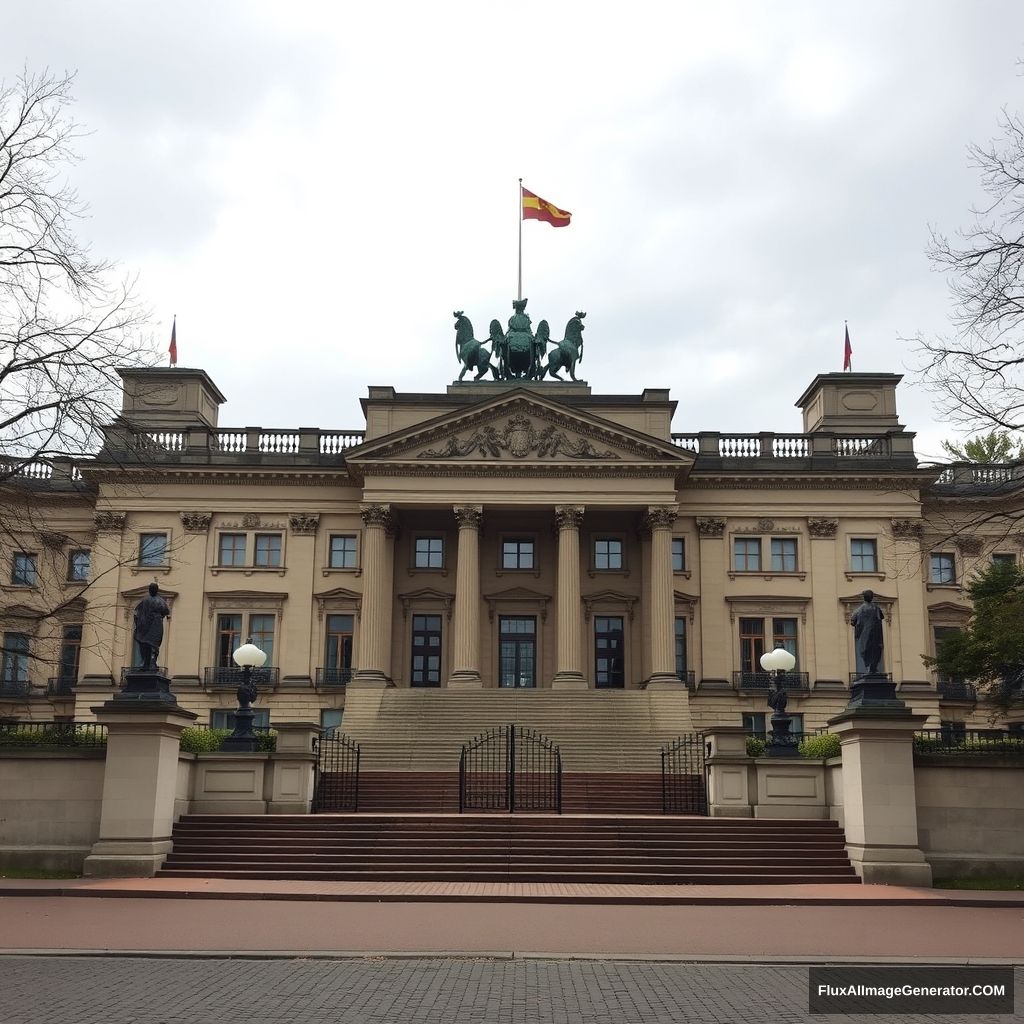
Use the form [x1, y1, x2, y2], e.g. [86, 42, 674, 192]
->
[2, 956, 1019, 1024]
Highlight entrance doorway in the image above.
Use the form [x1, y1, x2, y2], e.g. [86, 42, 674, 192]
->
[498, 616, 536, 688]
[595, 616, 625, 688]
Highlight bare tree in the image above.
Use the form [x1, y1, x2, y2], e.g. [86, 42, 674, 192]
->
[0, 68, 152, 484]
[915, 108, 1024, 435]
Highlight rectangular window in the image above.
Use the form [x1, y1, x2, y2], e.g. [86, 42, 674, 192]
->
[594, 615, 625, 688]
[324, 613, 354, 683]
[739, 617, 765, 674]
[772, 617, 798, 668]
[411, 613, 442, 686]
[594, 538, 623, 570]
[743, 712, 766, 737]
[770, 537, 797, 572]
[218, 533, 247, 566]
[1, 633, 30, 682]
[674, 617, 687, 680]
[502, 538, 535, 570]
[139, 533, 168, 567]
[850, 538, 878, 572]
[212, 709, 270, 730]
[254, 533, 282, 567]
[320, 708, 344, 732]
[930, 552, 956, 585]
[414, 537, 444, 569]
[58, 625, 82, 684]
[216, 614, 243, 668]
[329, 535, 358, 569]
[11, 553, 38, 586]
[733, 538, 761, 572]
[672, 538, 686, 572]
[67, 549, 90, 582]
[249, 614, 275, 665]
[992, 553, 1017, 566]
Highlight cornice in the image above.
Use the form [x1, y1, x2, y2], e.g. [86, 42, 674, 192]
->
[688, 474, 928, 491]
[359, 462, 679, 479]
[85, 469, 358, 487]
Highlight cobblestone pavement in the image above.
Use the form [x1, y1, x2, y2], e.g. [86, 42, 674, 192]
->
[1, 956, 1019, 1024]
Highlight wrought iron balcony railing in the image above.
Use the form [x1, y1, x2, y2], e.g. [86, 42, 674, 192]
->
[734, 671, 810, 693]
[316, 667, 353, 687]
[937, 678, 978, 701]
[203, 666, 280, 688]
[47, 676, 77, 695]
[0, 679, 32, 697]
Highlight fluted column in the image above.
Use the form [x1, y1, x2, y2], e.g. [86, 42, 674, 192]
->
[352, 503, 396, 687]
[449, 504, 483, 689]
[644, 504, 684, 688]
[552, 505, 586, 690]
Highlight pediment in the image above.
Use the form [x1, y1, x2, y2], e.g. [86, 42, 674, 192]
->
[121, 586, 179, 602]
[346, 390, 692, 478]
[397, 587, 455, 619]
[927, 600, 972, 617]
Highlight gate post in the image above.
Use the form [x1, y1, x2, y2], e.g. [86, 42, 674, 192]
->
[268, 722, 320, 814]
[703, 726, 754, 817]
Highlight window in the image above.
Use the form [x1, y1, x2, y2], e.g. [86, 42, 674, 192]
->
[329, 535, 358, 569]
[324, 614, 354, 683]
[770, 538, 797, 572]
[992, 553, 1017, 567]
[1, 633, 30, 682]
[502, 538, 534, 570]
[139, 533, 168, 567]
[594, 538, 623, 570]
[742, 712, 766, 737]
[733, 538, 761, 572]
[595, 616, 625, 688]
[218, 533, 247, 566]
[58, 625, 82, 684]
[672, 538, 685, 572]
[254, 534, 281, 567]
[414, 537, 444, 569]
[216, 613, 275, 667]
[499, 616, 536, 688]
[11, 553, 38, 586]
[674, 617, 687, 680]
[411, 614, 442, 686]
[67, 550, 90, 582]
[739, 618, 765, 674]
[930, 552, 956, 585]
[320, 708, 344, 732]
[772, 618, 798, 667]
[212, 708, 269, 730]
[850, 538, 878, 572]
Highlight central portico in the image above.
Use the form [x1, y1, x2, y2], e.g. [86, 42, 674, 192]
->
[343, 382, 693, 691]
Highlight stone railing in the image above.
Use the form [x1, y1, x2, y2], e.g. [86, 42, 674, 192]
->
[933, 461, 1024, 486]
[671, 432, 903, 463]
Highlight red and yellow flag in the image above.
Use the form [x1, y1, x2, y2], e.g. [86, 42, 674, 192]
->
[521, 186, 571, 227]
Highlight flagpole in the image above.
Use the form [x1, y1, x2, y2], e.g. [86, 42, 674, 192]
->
[517, 177, 523, 301]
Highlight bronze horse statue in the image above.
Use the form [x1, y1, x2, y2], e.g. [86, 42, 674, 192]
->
[453, 311, 498, 381]
[543, 311, 585, 381]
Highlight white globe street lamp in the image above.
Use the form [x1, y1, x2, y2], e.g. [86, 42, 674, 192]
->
[220, 638, 269, 752]
[759, 646, 799, 757]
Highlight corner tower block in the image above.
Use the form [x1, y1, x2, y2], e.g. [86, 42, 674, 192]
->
[117, 367, 227, 428]
[796, 373, 904, 435]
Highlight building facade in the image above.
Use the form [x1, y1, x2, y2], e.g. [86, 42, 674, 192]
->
[2, 365, 1022, 737]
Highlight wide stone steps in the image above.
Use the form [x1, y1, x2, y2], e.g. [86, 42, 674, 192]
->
[159, 814, 859, 885]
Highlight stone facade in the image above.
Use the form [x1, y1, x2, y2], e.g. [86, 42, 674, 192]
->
[1, 367, 1022, 737]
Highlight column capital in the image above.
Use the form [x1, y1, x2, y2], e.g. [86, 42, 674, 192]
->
[696, 516, 726, 538]
[453, 504, 483, 530]
[359, 503, 396, 533]
[641, 504, 679, 534]
[554, 505, 585, 531]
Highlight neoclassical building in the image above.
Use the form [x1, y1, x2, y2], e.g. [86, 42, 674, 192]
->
[2, 364, 1022, 738]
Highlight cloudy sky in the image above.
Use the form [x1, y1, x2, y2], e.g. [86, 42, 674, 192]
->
[5, 1, 1024, 460]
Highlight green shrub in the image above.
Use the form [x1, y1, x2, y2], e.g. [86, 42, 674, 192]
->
[179, 727, 230, 753]
[256, 730, 277, 753]
[799, 733, 841, 759]
[0, 724, 106, 748]
[745, 736, 766, 757]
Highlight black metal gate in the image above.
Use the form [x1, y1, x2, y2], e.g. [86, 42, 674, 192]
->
[312, 729, 360, 812]
[459, 724, 562, 813]
[661, 733, 708, 815]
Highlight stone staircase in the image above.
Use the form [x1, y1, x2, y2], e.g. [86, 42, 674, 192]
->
[159, 814, 860, 885]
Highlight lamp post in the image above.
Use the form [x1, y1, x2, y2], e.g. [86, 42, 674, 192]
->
[760, 646, 799, 757]
[220, 639, 268, 753]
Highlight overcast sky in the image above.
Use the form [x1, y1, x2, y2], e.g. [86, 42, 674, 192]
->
[5, 1, 1024, 461]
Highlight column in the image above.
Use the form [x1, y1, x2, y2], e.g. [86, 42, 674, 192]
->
[552, 505, 586, 689]
[351, 503, 396, 687]
[643, 504, 683, 688]
[449, 505, 483, 688]
[696, 517, 729, 685]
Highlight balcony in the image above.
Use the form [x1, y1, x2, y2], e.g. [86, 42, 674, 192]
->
[0, 680, 31, 698]
[203, 666, 280, 689]
[47, 676, 77, 696]
[734, 671, 810, 694]
[937, 678, 978, 702]
[316, 666, 353, 688]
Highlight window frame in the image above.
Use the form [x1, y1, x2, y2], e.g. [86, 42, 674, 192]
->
[218, 532, 247, 567]
[500, 536, 536, 572]
[733, 537, 762, 572]
[671, 537, 686, 573]
[849, 537, 880, 574]
[215, 611, 276, 668]
[327, 533, 359, 570]
[212, 529, 285, 572]
[593, 536, 625, 572]
[138, 532, 169, 568]
[66, 549, 90, 582]
[11, 552, 39, 587]
[1, 632, 30, 682]
[770, 537, 798, 573]
[254, 533, 282, 568]
[991, 552, 1017, 567]
[929, 551, 957, 586]
[410, 612, 443, 686]
[413, 535, 445, 571]
[594, 614, 626, 688]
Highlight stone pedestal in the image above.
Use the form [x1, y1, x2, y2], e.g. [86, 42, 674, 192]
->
[83, 701, 197, 877]
[703, 727, 753, 817]
[828, 708, 933, 886]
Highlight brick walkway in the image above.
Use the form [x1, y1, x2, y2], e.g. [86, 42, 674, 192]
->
[2, 955, 1020, 1024]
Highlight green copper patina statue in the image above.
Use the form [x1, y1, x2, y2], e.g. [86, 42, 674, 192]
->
[454, 301, 586, 383]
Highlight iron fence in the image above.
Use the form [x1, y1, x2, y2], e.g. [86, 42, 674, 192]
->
[313, 729, 360, 811]
[734, 671, 810, 693]
[459, 724, 562, 813]
[0, 720, 107, 749]
[203, 666, 280, 688]
[914, 729, 1024, 755]
[936, 679, 978, 701]
[315, 667, 353, 687]
[660, 734, 708, 814]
